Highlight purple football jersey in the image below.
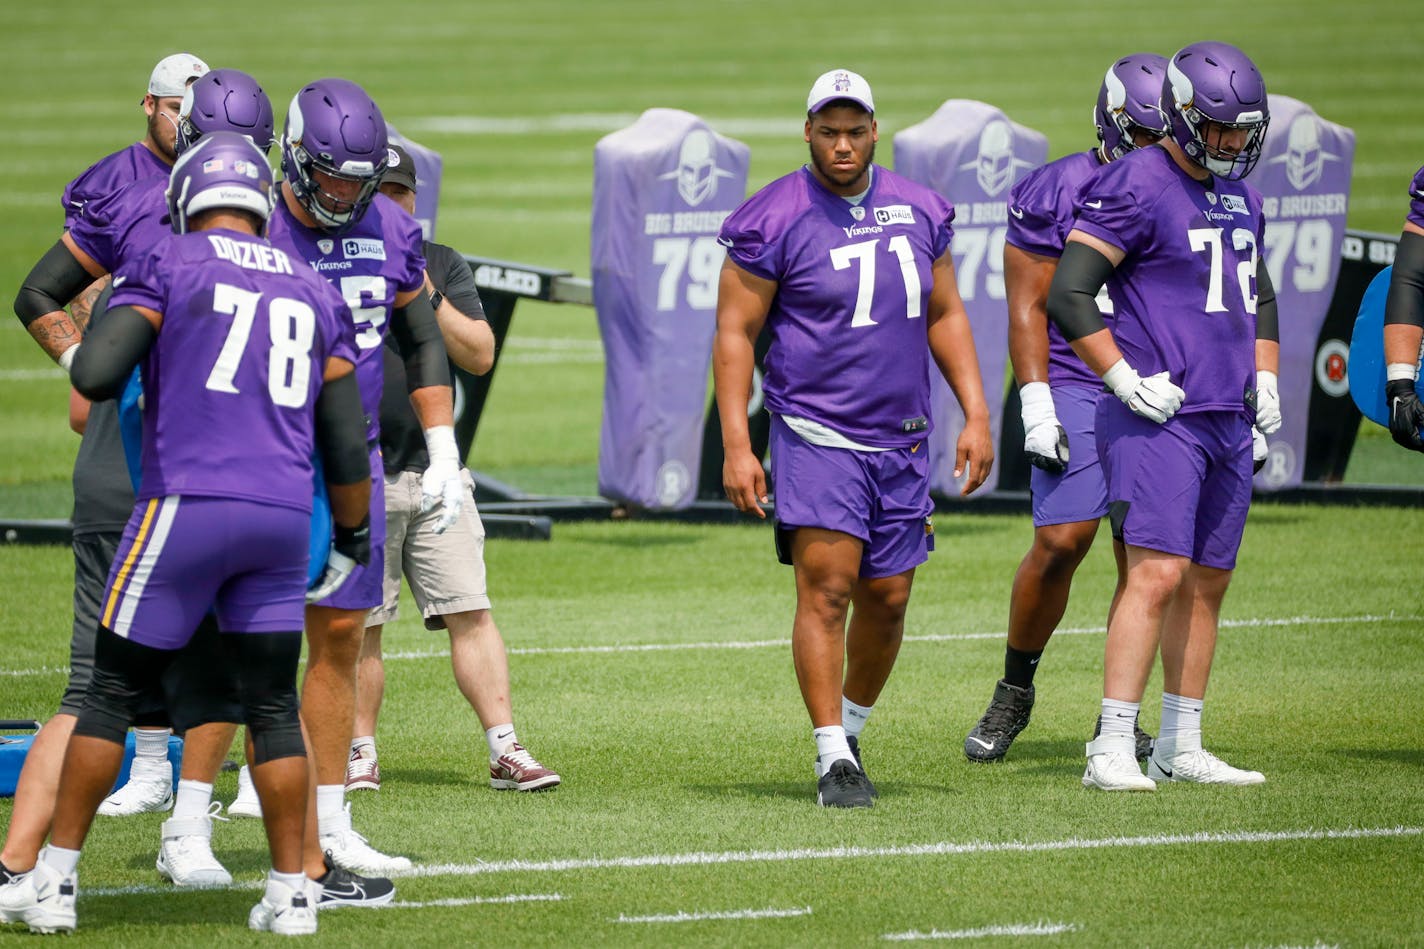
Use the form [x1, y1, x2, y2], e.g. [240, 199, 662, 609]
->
[1072, 145, 1266, 416]
[1408, 164, 1424, 231]
[109, 229, 357, 511]
[61, 142, 169, 230]
[719, 165, 954, 448]
[68, 174, 169, 275]
[267, 192, 426, 443]
[1006, 149, 1105, 389]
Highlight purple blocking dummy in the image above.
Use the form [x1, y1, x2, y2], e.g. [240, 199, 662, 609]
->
[1250, 95, 1354, 490]
[592, 109, 750, 509]
[386, 125, 443, 239]
[894, 101, 1047, 496]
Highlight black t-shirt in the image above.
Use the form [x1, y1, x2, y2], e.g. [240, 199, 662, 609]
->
[379, 241, 486, 475]
[71, 398, 135, 536]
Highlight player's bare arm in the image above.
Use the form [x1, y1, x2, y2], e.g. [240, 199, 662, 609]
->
[1004, 244, 1058, 386]
[14, 236, 106, 364]
[712, 258, 775, 517]
[924, 250, 994, 494]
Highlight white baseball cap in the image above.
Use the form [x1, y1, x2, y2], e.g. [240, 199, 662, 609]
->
[148, 53, 210, 98]
[807, 68, 875, 115]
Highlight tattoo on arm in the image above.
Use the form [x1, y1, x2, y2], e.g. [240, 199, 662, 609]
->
[67, 275, 112, 334]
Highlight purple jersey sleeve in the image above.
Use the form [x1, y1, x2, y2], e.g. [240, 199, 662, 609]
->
[1408, 165, 1424, 230]
[61, 143, 169, 230]
[67, 176, 169, 275]
[720, 185, 789, 282]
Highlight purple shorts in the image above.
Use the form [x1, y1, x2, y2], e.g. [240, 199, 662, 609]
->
[1096, 399, 1253, 570]
[315, 447, 385, 611]
[101, 496, 309, 649]
[769, 416, 932, 579]
[1031, 384, 1109, 528]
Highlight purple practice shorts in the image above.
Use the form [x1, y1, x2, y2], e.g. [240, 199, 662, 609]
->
[1096, 399, 1253, 570]
[769, 416, 933, 579]
[101, 496, 309, 649]
[316, 447, 386, 612]
[1031, 384, 1109, 528]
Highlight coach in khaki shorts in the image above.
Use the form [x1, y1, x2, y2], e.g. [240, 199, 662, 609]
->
[350, 143, 561, 795]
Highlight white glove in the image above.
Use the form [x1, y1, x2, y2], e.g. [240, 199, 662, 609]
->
[1019, 381, 1068, 473]
[1103, 359, 1185, 424]
[1255, 370, 1282, 435]
[306, 549, 356, 603]
[1251, 424, 1269, 474]
[420, 425, 464, 534]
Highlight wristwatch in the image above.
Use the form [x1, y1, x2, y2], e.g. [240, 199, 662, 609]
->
[428, 289, 444, 311]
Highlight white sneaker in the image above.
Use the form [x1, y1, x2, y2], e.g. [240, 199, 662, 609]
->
[319, 802, 412, 877]
[228, 764, 263, 819]
[157, 802, 233, 887]
[0, 853, 77, 934]
[1082, 734, 1156, 791]
[98, 757, 173, 816]
[1149, 733, 1265, 786]
[248, 876, 318, 936]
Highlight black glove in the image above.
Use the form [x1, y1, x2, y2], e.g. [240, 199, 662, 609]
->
[334, 516, 372, 567]
[1386, 379, 1424, 453]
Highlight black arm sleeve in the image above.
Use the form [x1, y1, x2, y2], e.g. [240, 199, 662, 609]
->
[314, 372, 371, 486]
[387, 292, 451, 392]
[69, 305, 155, 401]
[1047, 241, 1116, 342]
[1385, 230, 1424, 329]
[1255, 258, 1279, 342]
[14, 241, 97, 328]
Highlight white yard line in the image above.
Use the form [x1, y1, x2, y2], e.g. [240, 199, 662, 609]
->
[379, 893, 563, 909]
[81, 826, 1419, 898]
[615, 905, 811, 924]
[884, 921, 1078, 941]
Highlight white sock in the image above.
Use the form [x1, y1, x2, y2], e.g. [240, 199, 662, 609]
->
[172, 779, 213, 820]
[316, 784, 345, 823]
[813, 725, 855, 771]
[485, 724, 517, 759]
[1160, 692, 1203, 743]
[350, 736, 376, 760]
[267, 869, 308, 897]
[1098, 699, 1139, 740]
[41, 845, 80, 877]
[841, 697, 873, 740]
[134, 728, 171, 760]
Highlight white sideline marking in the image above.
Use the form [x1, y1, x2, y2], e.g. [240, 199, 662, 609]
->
[885, 921, 1078, 941]
[74, 826, 1422, 898]
[0, 367, 65, 381]
[615, 905, 811, 924]
[3, 614, 1417, 677]
[380, 893, 563, 909]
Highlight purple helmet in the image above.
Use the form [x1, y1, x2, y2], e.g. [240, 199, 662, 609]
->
[1095, 53, 1169, 161]
[280, 78, 388, 231]
[1164, 41, 1269, 180]
[165, 131, 274, 235]
[175, 69, 275, 158]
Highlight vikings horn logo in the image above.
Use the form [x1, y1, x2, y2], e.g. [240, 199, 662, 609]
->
[658, 129, 737, 207]
[959, 119, 1036, 197]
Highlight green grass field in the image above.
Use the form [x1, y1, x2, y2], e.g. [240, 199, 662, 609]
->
[3, 1, 1424, 944]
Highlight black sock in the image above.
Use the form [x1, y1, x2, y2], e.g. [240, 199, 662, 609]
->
[1003, 646, 1044, 689]
[0, 860, 15, 883]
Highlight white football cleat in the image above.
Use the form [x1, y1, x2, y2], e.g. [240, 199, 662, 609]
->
[157, 801, 232, 887]
[248, 876, 318, 935]
[98, 757, 173, 816]
[1082, 734, 1156, 791]
[0, 852, 77, 934]
[1149, 733, 1265, 786]
[319, 802, 412, 877]
[227, 764, 263, 819]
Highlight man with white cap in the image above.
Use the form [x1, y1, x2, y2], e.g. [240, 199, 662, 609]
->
[714, 68, 994, 807]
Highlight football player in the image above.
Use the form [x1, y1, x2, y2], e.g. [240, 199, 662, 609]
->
[715, 69, 994, 807]
[1047, 41, 1277, 790]
[962, 54, 1168, 764]
[0, 132, 369, 936]
[1382, 166, 1424, 451]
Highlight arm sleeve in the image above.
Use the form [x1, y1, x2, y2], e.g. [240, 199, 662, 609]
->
[1046, 241, 1116, 342]
[388, 291, 452, 391]
[1385, 230, 1424, 329]
[314, 372, 371, 486]
[1255, 258, 1279, 342]
[14, 242, 95, 327]
[69, 305, 156, 400]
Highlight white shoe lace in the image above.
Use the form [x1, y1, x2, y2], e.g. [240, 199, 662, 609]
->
[496, 744, 540, 775]
[347, 756, 378, 781]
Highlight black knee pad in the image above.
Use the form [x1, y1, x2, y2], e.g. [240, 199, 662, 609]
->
[229, 631, 306, 764]
[73, 627, 171, 745]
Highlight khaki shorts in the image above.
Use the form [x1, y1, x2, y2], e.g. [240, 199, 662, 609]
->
[366, 468, 491, 630]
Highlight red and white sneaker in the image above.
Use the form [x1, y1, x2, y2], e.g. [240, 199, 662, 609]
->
[345, 746, 380, 793]
[489, 744, 560, 792]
